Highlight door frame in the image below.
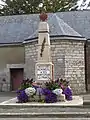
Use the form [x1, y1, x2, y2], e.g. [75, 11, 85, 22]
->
[6, 64, 24, 91]
[10, 68, 24, 91]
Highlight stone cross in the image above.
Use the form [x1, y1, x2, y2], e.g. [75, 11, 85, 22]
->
[35, 13, 54, 83]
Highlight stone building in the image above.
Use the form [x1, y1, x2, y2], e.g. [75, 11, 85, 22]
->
[0, 11, 89, 94]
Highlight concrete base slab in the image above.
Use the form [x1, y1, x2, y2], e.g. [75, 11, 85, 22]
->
[0, 96, 83, 106]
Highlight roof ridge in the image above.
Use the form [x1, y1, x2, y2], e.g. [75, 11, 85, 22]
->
[25, 13, 83, 41]
[54, 14, 65, 35]
[53, 13, 82, 37]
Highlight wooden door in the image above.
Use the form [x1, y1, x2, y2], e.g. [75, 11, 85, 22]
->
[10, 68, 24, 91]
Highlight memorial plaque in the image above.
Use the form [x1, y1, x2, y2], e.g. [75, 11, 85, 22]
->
[36, 64, 51, 81]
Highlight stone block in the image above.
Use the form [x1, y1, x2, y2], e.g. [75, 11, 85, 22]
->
[57, 94, 66, 102]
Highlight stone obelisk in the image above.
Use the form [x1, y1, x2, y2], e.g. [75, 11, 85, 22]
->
[35, 12, 54, 83]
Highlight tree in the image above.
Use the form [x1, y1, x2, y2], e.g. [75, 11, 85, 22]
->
[0, 0, 42, 15]
[0, 0, 78, 16]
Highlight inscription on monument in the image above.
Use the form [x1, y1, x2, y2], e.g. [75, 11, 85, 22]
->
[36, 65, 50, 80]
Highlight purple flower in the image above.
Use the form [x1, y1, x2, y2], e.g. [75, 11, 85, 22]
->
[42, 88, 52, 95]
[63, 87, 72, 101]
[45, 92, 57, 103]
[42, 88, 57, 103]
[33, 85, 39, 90]
[17, 90, 28, 103]
[36, 87, 44, 95]
[16, 89, 22, 93]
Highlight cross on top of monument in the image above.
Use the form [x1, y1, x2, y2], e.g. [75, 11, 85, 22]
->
[39, 12, 48, 21]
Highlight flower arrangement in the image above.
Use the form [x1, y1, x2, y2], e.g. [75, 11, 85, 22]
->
[19, 78, 33, 90]
[16, 78, 72, 103]
[16, 89, 28, 103]
[45, 81, 59, 90]
[25, 87, 36, 96]
[52, 88, 63, 96]
[42, 88, 57, 103]
[16, 78, 34, 103]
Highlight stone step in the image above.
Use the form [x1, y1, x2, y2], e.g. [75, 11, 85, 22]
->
[0, 104, 90, 118]
[83, 100, 90, 105]
[0, 107, 90, 114]
[0, 118, 89, 120]
[0, 112, 90, 118]
[0, 96, 90, 118]
[0, 103, 90, 109]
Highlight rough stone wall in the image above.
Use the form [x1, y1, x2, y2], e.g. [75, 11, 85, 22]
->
[86, 41, 90, 91]
[64, 41, 86, 94]
[25, 39, 86, 94]
[51, 40, 86, 94]
[24, 41, 38, 79]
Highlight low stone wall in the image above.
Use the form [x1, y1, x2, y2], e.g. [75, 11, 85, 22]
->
[25, 39, 86, 94]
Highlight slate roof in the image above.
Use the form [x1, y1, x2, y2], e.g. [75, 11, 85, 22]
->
[0, 11, 89, 44]
[49, 14, 82, 37]
[0, 14, 39, 43]
[26, 13, 82, 40]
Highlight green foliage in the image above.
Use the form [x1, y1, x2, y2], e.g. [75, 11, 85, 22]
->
[42, 0, 77, 12]
[45, 81, 60, 90]
[20, 83, 31, 90]
[0, 0, 42, 15]
[0, 0, 78, 16]
[18, 79, 33, 90]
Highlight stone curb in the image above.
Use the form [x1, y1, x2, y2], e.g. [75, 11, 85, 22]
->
[0, 104, 84, 109]
[0, 112, 90, 118]
[0, 96, 83, 108]
[83, 100, 90, 105]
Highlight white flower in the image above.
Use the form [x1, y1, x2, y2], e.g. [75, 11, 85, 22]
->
[52, 89, 63, 96]
[25, 87, 36, 96]
[68, 86, 71, 89]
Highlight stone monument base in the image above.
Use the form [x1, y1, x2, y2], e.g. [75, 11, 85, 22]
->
[0, 96, 83, 107]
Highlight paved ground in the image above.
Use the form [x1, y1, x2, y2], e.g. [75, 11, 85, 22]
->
[0, 107, 90, 113]
[0, 118, 90, 120]
[0, 118, 89, 120]
[0, 92, 16, 103]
